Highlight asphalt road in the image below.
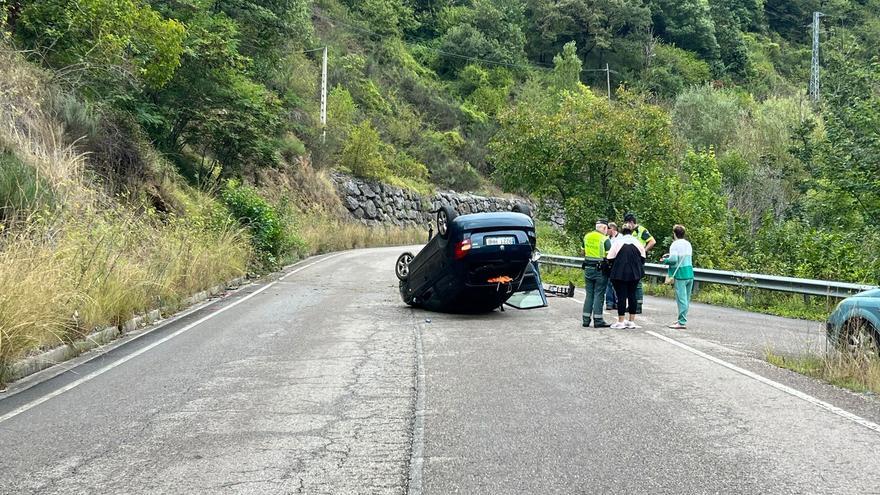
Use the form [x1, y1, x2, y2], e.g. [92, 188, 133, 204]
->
[1, 246, 880, 494]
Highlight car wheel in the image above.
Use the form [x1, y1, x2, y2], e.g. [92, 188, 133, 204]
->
[511, 203, 531, 217]
[842, 318, 879, 359]
[395, 252, 414, 280]
[436, 206, 457, 239]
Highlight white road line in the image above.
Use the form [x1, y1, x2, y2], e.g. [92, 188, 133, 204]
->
[0, 253, 345, 425]
[407, 322, 427, 495]
[645, 330, 880, 434]
[563, 293, 880, 433]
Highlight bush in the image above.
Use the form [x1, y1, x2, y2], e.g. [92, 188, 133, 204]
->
[222, 179, 298, 268]
[0, 151, 54, 223]
[642, 44, 712, 98]
[340, 121, 389, 180]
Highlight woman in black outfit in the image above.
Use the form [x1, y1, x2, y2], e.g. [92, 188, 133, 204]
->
[606, 225, 647, 329]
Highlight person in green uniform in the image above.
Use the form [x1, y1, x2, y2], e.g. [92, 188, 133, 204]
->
[661, 224, 694, 329]
[582, 219, 612, 328]
[623, 213, 655, 314]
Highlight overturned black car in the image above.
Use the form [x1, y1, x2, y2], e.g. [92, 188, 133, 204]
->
[395, 206, 548, 313]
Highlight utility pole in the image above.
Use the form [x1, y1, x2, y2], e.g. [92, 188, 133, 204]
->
[810, 12, 824, 104]
[605, 63, 611, 100]
[320, 46, 328, 144]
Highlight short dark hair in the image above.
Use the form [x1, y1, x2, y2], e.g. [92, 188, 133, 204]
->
[622, 226, 634, 235]
[624, 212, 637, 222]
[673, 224, 686, 239]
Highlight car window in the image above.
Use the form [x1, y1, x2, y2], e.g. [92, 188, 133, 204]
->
[505, 290, 547, 309]
[505, 262, 548, 309]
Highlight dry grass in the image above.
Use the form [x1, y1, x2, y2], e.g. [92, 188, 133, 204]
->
[766, 350, 880, 394]
[297, 212, 426, 255]
[0, 203, 251, 382]
[0, 47, 251, 383]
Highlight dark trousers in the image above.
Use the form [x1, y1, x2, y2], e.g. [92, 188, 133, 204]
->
[583, 266, 608, 325]
[611, 279, 639, 316]
[605, 283, 617, 308]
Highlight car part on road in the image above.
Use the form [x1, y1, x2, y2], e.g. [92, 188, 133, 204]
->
[544, 282, 575, 298]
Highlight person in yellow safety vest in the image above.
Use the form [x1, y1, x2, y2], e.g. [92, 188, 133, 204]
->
[582, 219, 612, 327]
[623, 212, 655, 314]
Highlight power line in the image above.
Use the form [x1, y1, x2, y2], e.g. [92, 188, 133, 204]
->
[311, 10, 619, 83]
[312, 11, 556, 72]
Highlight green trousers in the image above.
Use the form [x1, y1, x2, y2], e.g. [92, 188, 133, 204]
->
[636, 280, 644, 313]
[583, 267, 608, 325]
[674, 278, 694, 325]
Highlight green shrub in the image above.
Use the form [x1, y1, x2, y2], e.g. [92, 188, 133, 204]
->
[642, 44, 712, 98]
[222, 179, 297, 268]
[0, 151, 54, 222]
[340, 121, 389, 180]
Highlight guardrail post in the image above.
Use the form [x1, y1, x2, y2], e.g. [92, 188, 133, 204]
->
[803, 294, 811, 305]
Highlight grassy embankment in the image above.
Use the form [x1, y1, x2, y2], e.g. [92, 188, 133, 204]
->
[0, 50, 421, 384]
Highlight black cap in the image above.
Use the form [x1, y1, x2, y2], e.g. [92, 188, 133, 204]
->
[597, 218, 609, 226]
[623, 212, 637, 222]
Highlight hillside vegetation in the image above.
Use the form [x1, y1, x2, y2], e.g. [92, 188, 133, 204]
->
[0, 0, 879, 376]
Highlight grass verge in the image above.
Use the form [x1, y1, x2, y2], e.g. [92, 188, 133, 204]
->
[765, 350, 880, 394]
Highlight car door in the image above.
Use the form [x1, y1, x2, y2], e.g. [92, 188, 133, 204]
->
[504, 261, 548, 309]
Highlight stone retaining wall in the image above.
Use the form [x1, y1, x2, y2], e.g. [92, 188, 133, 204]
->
[331, 173, 534, 227]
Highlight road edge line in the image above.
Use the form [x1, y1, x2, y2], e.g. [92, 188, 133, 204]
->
[645, 330, 880, 434]
[0, 252, 345, 425]
[407, 322, 427, 495]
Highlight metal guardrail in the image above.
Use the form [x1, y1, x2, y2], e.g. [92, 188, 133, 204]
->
[538, 254, 878, 299]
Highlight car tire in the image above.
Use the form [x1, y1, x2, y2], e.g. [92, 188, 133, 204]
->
[436, 206, 457, 239]
[842, 318, 879, 359]
[511, 203, 531, 217]
[395, 252, 414, 280]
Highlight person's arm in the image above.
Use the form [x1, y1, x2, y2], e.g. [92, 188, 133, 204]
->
[603, 238, 612, 256]
[643, 229, 656, 252]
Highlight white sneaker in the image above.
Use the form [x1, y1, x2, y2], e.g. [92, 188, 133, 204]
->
[610, 322, 627, 329]
[625, 320, 641, 329]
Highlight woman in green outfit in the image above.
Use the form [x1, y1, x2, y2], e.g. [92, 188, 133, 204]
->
[661, 225, 694, 329]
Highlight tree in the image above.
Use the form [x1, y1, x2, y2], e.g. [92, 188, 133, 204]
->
[524, 0, 650, 61]
[651, 0, 719, 59]
[808, 36, 880, 226]
[17, 0, 185, 90]
[434, 0, 527, 75]
[490, 87, 677, 240]
[549, 41, 582, 92]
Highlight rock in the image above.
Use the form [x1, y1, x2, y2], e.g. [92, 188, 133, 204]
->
[364, 200, 378, 219]
[352, 207, 365, 219]
[360, 184, 376, 198]
[344, 196, 360, 211]
[344, 180, 360, 197]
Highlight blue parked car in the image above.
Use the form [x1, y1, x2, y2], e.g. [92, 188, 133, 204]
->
[827, 289, 880, 355]
[395, 206, 547, 313]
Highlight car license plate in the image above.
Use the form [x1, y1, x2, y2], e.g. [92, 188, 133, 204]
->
[485, 236, 516, 246]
